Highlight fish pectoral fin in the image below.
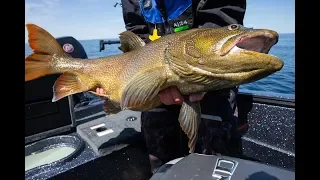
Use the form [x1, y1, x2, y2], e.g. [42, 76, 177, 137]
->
[52, 73, 92, 102]
[120, 67, 167, 110]
[118, 31, 146, 53]
[178, 99, 201, 153]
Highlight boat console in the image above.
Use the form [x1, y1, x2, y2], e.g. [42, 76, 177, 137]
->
[150, 153, 294, 180]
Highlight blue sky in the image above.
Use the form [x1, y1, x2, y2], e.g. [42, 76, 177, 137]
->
[25, 0, 294, 42]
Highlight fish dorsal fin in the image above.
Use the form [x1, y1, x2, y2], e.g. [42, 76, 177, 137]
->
[118, 31, 146, 52]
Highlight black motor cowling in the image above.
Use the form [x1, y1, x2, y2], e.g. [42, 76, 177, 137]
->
[56, 36, 88, 59]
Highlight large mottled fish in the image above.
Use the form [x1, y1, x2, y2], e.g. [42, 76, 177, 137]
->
[25, 24, 284, 153]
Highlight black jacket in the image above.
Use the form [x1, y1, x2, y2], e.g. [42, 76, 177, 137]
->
[121, 0, 246, 43]
[120, 0, 246, 115]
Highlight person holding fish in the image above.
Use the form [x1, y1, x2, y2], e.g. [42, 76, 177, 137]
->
[97, 0, 247, 173]
[25, 0, 282, 175]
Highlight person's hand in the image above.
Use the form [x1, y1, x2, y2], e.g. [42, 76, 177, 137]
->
[159, 86, 206, 105]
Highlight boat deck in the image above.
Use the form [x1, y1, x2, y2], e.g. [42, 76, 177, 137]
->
[25, 94, 295, 180]
[26, 101, 154, 180]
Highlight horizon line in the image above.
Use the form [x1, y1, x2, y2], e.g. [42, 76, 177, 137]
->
[25, 32, 295, 43]
[78, 32, 295, 41]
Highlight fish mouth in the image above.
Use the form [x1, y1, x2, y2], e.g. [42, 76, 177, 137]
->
[188, 65, 266, 81]
[218, 30, 283, 76]
[221, 30, 279, 56]
[190, 30, 283, 81]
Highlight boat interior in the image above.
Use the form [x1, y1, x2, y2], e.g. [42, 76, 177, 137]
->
[25, 37, 295, 180]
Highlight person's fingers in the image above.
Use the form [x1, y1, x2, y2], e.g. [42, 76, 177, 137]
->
[159, 87, 184, 105]
[99, 88, 104, 94]
[159, 88, 174, 105]
[189, 92, 207, 102]
[169, 86, 184, 104]
[96, 88, 105, 95]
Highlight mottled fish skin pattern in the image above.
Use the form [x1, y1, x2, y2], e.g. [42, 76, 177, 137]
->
[25, 24, 284, 152]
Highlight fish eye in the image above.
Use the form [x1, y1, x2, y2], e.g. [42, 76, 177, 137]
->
[228, 24, 239, 30]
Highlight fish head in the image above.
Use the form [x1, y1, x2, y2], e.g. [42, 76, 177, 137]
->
[166, 24, 284, 88]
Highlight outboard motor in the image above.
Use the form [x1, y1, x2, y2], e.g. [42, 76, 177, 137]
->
[56, 36, 88, 59]
[25, 36, 90, 144]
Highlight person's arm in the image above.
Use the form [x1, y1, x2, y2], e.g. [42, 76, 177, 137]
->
[121, 0, 150, 42]
[195, 0, 246, 28]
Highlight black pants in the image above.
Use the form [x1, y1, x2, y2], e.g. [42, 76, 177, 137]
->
[140, 87, 243, 166]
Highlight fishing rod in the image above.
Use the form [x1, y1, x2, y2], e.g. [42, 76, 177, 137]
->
[114, 2, 122, 7]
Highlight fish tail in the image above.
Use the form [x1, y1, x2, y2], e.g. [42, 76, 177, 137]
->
[25, 24, 69, 82]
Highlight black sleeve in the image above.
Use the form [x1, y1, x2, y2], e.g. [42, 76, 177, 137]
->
[194, 0, 247, 28]
[121, 0, 150, 42]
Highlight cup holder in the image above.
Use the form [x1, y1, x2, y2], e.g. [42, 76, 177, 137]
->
[25, 135, 85, 172]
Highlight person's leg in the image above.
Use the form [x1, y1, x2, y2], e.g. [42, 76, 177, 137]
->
[195, 87, 240, 156]
[95, 88, 187, 167]
[140, 105, 184, 173]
